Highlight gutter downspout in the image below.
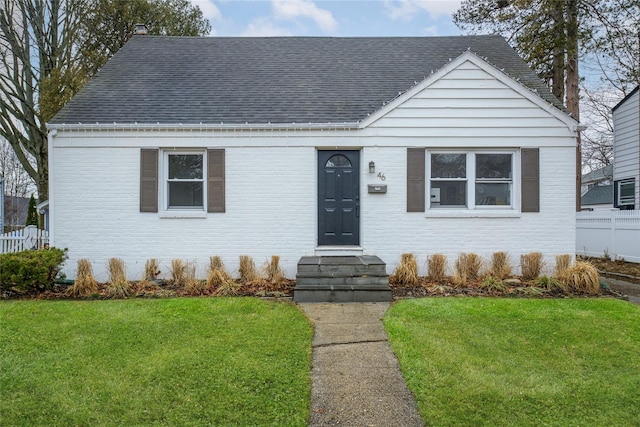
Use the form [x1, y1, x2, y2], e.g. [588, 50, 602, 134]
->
[47, 129, 56, 247]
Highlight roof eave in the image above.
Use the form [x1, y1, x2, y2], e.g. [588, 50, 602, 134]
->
[46, 121, 361, 132]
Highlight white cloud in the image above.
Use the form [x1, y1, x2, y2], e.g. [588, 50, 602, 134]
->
[422, 25, 439, 36]
[240, 18, 294, 37]
[385, 0, 462, 21]
[188, 0, 222, 21]
[272, 0, 338, 32]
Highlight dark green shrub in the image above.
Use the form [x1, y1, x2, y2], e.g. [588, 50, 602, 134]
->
[25, 194, 39, 227]
[0, 248, 68, 294]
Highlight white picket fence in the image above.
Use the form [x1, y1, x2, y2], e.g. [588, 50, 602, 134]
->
[576, 210, 640, 263]
[0, 225, 50, 254]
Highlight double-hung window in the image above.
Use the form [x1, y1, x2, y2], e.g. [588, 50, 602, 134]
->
[475, 154, 512, 206]
[166, 152, 205, 210]
[428, 151, 514, 209]
[616, 179, 635, 209]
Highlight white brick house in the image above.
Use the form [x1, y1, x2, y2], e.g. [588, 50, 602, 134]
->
[47, 36, 579, 281]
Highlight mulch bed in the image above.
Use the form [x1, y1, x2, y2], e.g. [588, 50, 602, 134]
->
[4, 259, 636, 301]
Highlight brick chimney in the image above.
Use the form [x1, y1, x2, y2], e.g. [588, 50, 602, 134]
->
[134, 24, 148, 35]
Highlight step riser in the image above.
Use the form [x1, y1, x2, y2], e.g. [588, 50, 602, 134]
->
[297, 265, 387, 277]
[294, 289, 392, 303]
[296, 276, 389, 287]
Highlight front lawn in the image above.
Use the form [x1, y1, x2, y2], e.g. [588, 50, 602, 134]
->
[0, 298, 312, 426]
[385, 298, 640, 426]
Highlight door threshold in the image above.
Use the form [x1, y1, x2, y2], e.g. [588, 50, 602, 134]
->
[315, 246, 364, 256]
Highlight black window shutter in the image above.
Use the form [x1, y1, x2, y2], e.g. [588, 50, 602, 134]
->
[521, 148, 540, 212]
[140, 149, 158, 212]
[613, 180, 620, 208]
[207, 149, 225, 213]
[407, 148, 425, 212]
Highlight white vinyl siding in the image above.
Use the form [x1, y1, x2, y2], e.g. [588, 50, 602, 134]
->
[367, 61, 573, 143]
[613, 89, 640, 209]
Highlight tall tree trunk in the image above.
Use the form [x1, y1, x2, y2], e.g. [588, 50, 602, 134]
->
[551, 1, 565, 101]
[565, 0, 581, 212]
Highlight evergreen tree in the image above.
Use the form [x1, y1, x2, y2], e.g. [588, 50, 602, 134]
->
[26, 194, 38, 227]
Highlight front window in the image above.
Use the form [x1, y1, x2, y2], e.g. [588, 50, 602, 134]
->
[617, 179, 635, 208]
[430, 154, 467, 208]
[428, 151, 514, 209]
[166, 153, 204, 209]
[475, 154, 512, 206]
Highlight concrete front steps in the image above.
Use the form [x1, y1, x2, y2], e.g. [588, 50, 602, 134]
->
[294, 255, 392, 303]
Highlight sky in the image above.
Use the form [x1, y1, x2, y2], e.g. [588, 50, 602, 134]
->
[188, 0, 464, 37]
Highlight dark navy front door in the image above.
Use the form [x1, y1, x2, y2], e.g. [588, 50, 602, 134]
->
[318, 150, 360, 246]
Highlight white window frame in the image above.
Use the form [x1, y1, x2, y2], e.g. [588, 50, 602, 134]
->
[617, 179, 635, 207]
[427, 150, 517, 212]
[162, 150, 207, 213]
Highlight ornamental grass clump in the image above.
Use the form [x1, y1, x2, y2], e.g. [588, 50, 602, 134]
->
[206, 256, 234, 288]
[170, 259, 186, 287]
[453, 253, 483, 287]
[520, 252, 543, 281]
[144, 258, 161, 280]
[106, 258, 132, 298]
[67, 259, 98, 297]
[535, 275, 566, 292]
[264, 255, 285, 285]
[452, 254, 469, 287]
[491, 252, 512, 280]
[183, 263, 207, 296]
[239, 255, 258, 283]
[427, 254, 447, 283]
[394, 253, 419, 286]
[479, 275, 506, 293]
[554, 254, 572, 281]
[564, 261, 600, 295]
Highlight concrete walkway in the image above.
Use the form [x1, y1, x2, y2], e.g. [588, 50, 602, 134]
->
[299, 303, 423, 427]
[604, 277, 640, 305]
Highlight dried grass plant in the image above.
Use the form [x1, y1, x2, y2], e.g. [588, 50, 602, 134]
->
[67, 259, 98, 297]
[564, 261, 600, 295]
[452, 254, 469, 287]
[106, 258, 132, 298]
[144, 258, 161, 280]
[465, 253, 483, 281]
[206, 256, 233, 288]
[394, 253, 419, 286]
[553, 254, 572, 281]
[427, 254, 447, 283]
[239, 255, 258, 283]
[170, 259, 186, 287]
[491, 252, 512, 280]
[183, 262, 207, 295]
[215, 279, 242, 296]
[520, 252, 543, 281]
[453, 253, 483, 286]
[264, 255, 285, 284]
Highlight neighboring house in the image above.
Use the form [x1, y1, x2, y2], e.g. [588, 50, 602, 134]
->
[47, 35, 580, 281]
[580, 165, 613, 210]
[612, 86, 639, 210]
[2, 195, 29, 232]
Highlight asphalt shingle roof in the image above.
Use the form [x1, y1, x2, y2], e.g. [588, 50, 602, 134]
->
[581, 185, 613, 206]
[50, 35, 564, 126]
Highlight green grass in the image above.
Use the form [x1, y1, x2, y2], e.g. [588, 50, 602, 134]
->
[0, 298, 312, 426]
[385, 298, 640, 426]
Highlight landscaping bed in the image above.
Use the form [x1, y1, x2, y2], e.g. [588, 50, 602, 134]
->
[580, 256, 640, 284]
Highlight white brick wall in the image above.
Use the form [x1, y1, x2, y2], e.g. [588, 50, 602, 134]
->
[52, 141, 575, 281]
